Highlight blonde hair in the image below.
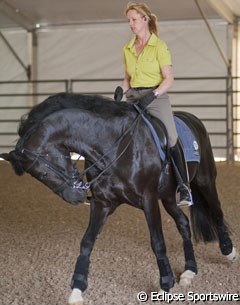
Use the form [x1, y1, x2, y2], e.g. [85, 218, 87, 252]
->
[125, 2, 159, 36]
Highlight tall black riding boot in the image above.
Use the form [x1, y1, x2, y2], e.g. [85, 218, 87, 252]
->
[170, 139, 193, 207]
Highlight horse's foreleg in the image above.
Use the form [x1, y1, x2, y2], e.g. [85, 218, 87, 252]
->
[68, 202, 115, 305]
[143, 196, 174, 292]
[161, 199, 197, 287]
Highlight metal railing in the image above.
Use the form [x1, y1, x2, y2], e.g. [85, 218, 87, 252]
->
[0, 77, 239, 161]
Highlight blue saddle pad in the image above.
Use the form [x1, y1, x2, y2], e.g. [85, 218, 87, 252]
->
[174, 116, 200, 163]
[135, 104, 200, 163]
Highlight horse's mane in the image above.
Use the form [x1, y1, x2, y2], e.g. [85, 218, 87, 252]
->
[18, 92, 133, 138]
[12, 91, 154, 175]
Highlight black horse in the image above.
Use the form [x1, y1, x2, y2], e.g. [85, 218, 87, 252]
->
[1, 92, 238, 305]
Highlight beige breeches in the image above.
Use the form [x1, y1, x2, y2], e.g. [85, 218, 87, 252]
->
[126, 88, 178, 147]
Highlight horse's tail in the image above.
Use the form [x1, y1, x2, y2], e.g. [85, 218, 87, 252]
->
[190, 186, 223, 243]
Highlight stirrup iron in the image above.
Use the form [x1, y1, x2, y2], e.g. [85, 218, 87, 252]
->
[176, 184, 193, 207]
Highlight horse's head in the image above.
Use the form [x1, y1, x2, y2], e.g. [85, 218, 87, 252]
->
[2, 92, 132, 206]
[1, 149, 88, 205]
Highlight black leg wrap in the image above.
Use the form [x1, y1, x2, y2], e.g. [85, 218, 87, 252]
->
[218, 224, 233, 255]
[71, 255, 90, 291]
[157, 258, 175, 291]
[185, 260, 198, 274]
[160, 275, 175, 292]
[219, 238, 233, 256]
[71, 273, 88, 291]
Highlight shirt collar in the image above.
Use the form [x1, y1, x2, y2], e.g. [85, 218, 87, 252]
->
[148, 33, 158, 46]
[127, 32, 158, 50]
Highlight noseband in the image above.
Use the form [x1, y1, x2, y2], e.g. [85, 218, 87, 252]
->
[22, 148, 90, 193]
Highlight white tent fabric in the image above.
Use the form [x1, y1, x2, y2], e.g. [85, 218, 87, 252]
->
[0, 19, 230, 157]
[0, 19, 229, 81]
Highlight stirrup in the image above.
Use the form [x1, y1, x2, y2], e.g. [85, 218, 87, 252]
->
[176, 185, 193, 207]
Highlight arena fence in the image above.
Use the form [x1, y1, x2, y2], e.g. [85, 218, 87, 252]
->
[0, 77, 239, 161]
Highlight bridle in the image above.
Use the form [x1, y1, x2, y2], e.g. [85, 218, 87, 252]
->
[21, 111, 142, 195]
[22, 148, 90, 193]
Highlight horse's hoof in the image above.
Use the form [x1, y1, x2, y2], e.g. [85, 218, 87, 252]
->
[158, 290, 171, 303]
[226, 247, 239, 262]
[68, 288, 84, 305]
[179, 270, 196, 287]
[68, 301, 83, 305]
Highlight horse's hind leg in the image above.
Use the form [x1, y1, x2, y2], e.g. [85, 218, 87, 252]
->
[161, 197, 197, 287]
[191, 161, 238, 261]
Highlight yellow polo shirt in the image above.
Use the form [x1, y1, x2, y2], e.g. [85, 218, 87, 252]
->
[123, 33, 172, 88]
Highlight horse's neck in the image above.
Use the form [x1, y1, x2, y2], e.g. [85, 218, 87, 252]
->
[52, 110, 122, 162]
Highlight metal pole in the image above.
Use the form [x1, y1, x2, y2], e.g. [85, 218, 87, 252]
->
[226, 65, 234, 162]
[66, 79, 73, 93]
[0, 31, 30, 79]
[0, 0, 34, 31]
[194, 0, 229, 67]
[28, 30, 38, 106]
[194, 0, 234, 161]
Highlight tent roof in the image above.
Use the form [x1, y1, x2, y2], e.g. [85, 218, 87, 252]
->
[0, 0, 228, 31]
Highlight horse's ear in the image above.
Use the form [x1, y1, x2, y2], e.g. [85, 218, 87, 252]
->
[0, 151, 25, 176]
[0, 153, 11, 161]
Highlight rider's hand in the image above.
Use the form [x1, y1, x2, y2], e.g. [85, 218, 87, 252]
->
[136, 91, 155, 110]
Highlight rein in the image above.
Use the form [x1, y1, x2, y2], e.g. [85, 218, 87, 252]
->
[21, 111, 142, 194]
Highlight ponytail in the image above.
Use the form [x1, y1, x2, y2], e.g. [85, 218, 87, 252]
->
[148, 13, 159, 36]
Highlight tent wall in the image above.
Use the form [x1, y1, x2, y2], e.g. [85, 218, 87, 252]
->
[1, 19, 229, 80]
[0, 19, 231, 157]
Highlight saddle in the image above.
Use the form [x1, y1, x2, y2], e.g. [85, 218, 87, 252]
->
[133, 104, 200, 194]
[134, 104, 200, 164]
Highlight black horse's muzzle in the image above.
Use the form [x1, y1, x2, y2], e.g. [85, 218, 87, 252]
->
[59, 180, 90, 205]
[22, 148, 90, 206]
